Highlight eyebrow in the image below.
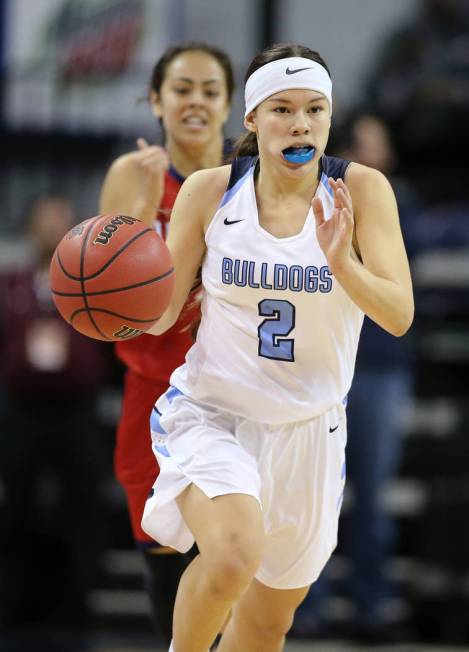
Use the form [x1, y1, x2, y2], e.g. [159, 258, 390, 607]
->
[172, 77, 222, 85]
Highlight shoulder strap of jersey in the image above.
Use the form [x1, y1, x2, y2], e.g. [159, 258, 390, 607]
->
[218, 156, 257, 209]
[321, 155, 351, 181]
[226, 156, 257, 191]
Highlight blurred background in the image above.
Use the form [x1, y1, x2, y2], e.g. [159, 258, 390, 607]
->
[1, 0, 469, 650]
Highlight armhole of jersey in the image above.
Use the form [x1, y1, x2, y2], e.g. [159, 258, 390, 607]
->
[322, 155, 351, 182]
[221, 156, 256, 206]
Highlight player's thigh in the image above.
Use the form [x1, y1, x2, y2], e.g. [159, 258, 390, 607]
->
[176, 483, 264, 561]
[232, 578, 309, 634]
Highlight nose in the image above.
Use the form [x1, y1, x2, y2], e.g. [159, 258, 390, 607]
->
[289, 111, 310, 136]
[188, 87, 206, 107]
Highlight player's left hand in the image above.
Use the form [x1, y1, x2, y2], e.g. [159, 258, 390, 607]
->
[312, 177, 354, 271]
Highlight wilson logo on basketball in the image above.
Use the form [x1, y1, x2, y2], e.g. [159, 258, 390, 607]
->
[94, 215, 139, 245]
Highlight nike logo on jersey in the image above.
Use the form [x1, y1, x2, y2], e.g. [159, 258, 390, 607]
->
[285, 66, 313, 75]
[329, 424, 339, 433]
[224, 217, 245, 225]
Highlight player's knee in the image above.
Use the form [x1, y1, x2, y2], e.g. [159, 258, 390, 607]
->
[203, 534, 262, 600]
[204, 556, 254, 601]
[249, 609, 296, 642]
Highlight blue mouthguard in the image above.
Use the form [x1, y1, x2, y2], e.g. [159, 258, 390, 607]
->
[282, 146, 316, 164]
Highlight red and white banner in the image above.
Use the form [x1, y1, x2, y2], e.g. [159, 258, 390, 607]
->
[4, 0, 181, 134]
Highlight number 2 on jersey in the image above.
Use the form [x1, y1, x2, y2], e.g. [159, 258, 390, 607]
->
[258, 299, 296, 362]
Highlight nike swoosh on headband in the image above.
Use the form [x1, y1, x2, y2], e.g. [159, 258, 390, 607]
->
[285, 66, 313, 75]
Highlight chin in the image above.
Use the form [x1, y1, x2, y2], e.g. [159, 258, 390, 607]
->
[179, 132, 210, 148]
[281, 159, 315, 174]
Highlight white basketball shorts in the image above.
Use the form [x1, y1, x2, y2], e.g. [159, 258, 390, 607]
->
[142, 386, 347, 590]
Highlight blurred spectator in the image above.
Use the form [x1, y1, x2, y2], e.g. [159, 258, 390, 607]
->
[367, 0, 469, 203]
[294, 112, 418, 643]
[0, 195, 108, 629]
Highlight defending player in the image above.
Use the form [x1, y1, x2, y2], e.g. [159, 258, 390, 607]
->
[142, 42, 414, 652]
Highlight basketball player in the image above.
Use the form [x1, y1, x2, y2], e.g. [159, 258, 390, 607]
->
[99, 42, 234, 644]
[142, 43, 414, 652]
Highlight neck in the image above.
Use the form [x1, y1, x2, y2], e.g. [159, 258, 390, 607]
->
[256, 156, 321, 202]
[166, 134, 225, 178]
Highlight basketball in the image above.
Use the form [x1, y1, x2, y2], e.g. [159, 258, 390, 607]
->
[49, 214, 174, 341]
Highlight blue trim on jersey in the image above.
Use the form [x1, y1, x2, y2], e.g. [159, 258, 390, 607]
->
[166, 385, 183, 403]
[320, 173, 334, 198]
[150, 402, 169, 457]
[150, 406, 166, 435]
[341, 460, 346, 480]
[227, 156, 256, 189]
[220, 165, 254, 208]
[155, 445, 170, 457]
[337, 492, 344, 511]
[150, 386, 184, 458]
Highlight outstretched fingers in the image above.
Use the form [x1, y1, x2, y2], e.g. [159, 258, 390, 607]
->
[337, 205, 354, 241]
[330, 177, 353, 214]
[312, 197, 326, 228]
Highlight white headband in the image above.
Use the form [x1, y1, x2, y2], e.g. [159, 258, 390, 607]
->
[244, 56, 332, 117]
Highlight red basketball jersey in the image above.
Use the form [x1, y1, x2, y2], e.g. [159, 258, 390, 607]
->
[115, 168, 200, 383]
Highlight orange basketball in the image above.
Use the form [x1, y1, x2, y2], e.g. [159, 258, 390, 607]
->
[49, 214, 174, 341]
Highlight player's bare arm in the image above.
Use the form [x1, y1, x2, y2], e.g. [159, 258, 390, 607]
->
[99, 139, 169, 226]
[147, 165, 231, 335]
[312, 163, 414, 336]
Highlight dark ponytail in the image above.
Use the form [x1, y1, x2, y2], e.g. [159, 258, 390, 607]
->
[232, 132, 258, 158]
[232, 43, 331, 159]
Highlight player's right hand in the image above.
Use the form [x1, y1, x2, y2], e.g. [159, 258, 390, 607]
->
[312, 177, 354, 272]
[133, 137, 170, 211]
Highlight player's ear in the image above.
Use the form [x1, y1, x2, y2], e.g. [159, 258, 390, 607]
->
[150, 90, 163, 119]
[244, 110, 257, 133]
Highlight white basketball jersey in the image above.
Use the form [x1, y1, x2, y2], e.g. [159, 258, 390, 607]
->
[169, 156, 364, 423]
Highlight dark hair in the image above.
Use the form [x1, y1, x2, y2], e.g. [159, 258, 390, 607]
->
[233, 43, 331, 158]
[149, 41, 235, 102]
